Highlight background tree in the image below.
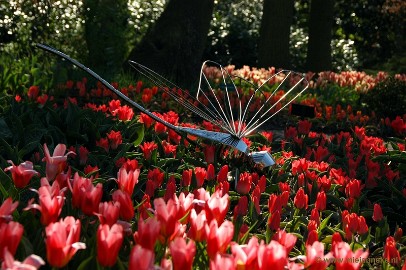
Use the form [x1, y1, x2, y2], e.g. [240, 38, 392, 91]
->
[83, 0, 130, 78]
[306, 0, 335, 72]
[126, 0, 215, 88]
[257, 0, 294, 69]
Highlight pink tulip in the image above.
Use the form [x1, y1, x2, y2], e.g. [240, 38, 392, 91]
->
[0, 221, 24, 260]
[97, 224, 123, 267]
[128, 244, 155, 270]
[133, 217, 161, 251]
[45, 216, 86, 268]
[188, 209, 209, 242]
[333, 242, 368, 270]
[205, 190, 229, 224]
[257, 240, 287, 270]
[0, 198, 18, 224]
[42, 143, 74, 180]
[4, 160, 39, 188]
[112, 189, 135, 221]
[210, 254, 236, 270]
[207, 220, 234, 259]
[117, 166, 140, 196]
[154, 198, 180, 239]
[70, 172, 102, 216]
[231, 236, 259, 269]
[305, 241, 332, 269]
[169, 237, 196, 270]
[24, 178, 65, 225]
[1, 248, 45, 270]
[96, 201, 120, 226]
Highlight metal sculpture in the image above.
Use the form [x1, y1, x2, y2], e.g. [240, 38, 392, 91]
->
[37, 44, 308, 167]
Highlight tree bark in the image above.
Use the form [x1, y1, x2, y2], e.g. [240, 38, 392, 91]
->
[83, 0, 130, 78]
[126, 0, 215, 89]
[258, 0, 294, 69]
[306, 0, 335, 72]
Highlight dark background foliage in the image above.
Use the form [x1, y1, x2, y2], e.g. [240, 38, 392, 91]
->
[0, 0, 405, 90]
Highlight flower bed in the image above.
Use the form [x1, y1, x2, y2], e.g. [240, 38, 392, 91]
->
[0, 69, 405, 269]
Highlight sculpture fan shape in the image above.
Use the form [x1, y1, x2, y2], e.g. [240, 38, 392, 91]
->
[37, 44, 308, 167]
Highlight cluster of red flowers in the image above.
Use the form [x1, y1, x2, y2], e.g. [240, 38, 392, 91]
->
[2, 75, 406, 269]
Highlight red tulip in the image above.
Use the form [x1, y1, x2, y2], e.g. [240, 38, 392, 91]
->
[217, 165, 229, 182]
[107, 130, 122, 150]
[4, 160, 39, 188]
[133, 217, 161, 251]
[112, 189, 134, 221]
[96, 201, 120, 226]
[147, 168, 165, 190]
[294, 188, 308, 209]
[42, 143, 74, 180]
[164, 176, 177, 202]
[383, 236, 401, 266]
[207, 163, 216, 181]
[268, 210, 281, 231]
[140, 141, 158, 160]
[78, 146, 89, 166]
[45, 216, 86, 268]
[257, 240, 287, 270]
[181, 169, 193, 187]
[70, 173, 103, 216]
[162, 140, 177, 157]
[345, 179, 363, 199]
[310, 209, 320, 226]
[394, 228, 403, 242]
[170, 237, 196, 270]
[291, 158, 308, 175]
[306, 230, 319, 246]
[357, 216, 368, 235]
[194, 167, 207, 188]
[207, 220, 234, 259]
[233, 196, 248, 220]
[97, 224, 123, 267]
[139, 112, 154, 128]
[117, 166, 140, 196]
[333, 242, 368, 270]
[372, 203, 383, 222]
[298, 119, 312, 135]
[129, 244, 155, 270]
[331, 232, 343, 253]
[0, 198, 18, 224]
[1, 248, 45, 270]
[203, 144, 216, 164]
[116, 105, 134, 121]
[251, 185, 261, 215]
[236, 172, 252, 195]
[315, 191, 326, 211]
[0, 221, 24, 260]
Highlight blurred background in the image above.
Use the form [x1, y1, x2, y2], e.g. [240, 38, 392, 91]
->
[0, 0, 405, 89]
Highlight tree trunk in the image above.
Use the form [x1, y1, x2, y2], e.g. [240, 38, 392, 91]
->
[126, 0, 215, 89]
[83, 0, 130, 79]
[258, 0, 294, 69]
[306, 0, 335, 72]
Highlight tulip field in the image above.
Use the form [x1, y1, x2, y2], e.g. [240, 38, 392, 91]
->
[0, 66, 405, 269]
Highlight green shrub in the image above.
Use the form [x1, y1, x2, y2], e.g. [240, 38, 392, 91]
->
[361, 77, 406, 119]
